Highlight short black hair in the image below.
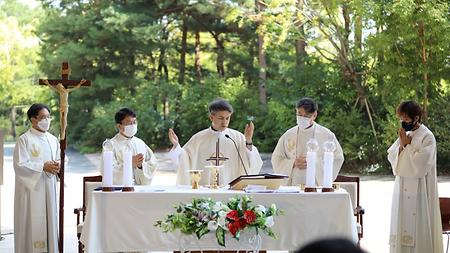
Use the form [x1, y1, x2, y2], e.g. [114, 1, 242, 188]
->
[296, 97, 318, 113]
[396, 100, 422, 122]
[115, 108, 137, 124]
[208, 99, 233, 114]
[295, 238, 365, 253]
[27, 103, 50, 121]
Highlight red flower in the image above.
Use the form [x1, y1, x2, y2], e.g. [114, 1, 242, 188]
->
[228, 222, 239, 236]
[244, 210, 256, 224]
[226, 210, 239, 221]
[238, 218, 247, 229]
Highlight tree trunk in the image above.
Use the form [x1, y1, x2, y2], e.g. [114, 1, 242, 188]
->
[418, 19, 429, 123]
[178, 19, 187, 84]
[195, 30, 202, 82]
[157, 27, 169, 81]
[215, 33, 225, 77]
[354, 9, 362, 52]
[295, 0, 307, 69]
[256, 0, 267, 105]
[342, 3, 351, 56]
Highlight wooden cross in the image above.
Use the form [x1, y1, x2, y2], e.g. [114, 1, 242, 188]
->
[39, 62, 91, 253]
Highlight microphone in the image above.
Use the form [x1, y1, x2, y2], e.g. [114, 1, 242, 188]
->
[225, 134, 249, 175]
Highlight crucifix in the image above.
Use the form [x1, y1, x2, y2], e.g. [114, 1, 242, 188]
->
[206, 138, 228, 188]
[39, 62, 91, 253]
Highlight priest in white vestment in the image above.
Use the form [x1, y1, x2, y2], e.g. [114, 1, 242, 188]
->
[272, 97, 344, 186]
[388, 100, 443, 253]
[168, 99, 263, 186]
[14, 104, 60, 253]
[101, 108, 157, 185]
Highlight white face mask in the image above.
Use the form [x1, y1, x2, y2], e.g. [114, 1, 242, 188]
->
[37, 118, 51, 131]
[123, 124, 138, 138]
[297, 116, 311, 129]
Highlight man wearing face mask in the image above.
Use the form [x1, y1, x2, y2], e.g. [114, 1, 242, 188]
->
[168, 99, 263, 186]
[101, 108, 157, 185]
[271, 97, 344, 186]
[387, 101, 442, 253]
[13, 103, 60, 252]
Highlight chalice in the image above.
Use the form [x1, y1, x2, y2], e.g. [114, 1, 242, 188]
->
[188, 170, 203, 189]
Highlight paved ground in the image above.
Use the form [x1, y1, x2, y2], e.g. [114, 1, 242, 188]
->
[1, 143, 449, 253]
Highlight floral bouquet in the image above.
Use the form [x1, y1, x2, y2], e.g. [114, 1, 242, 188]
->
[155, 196, 282, 247]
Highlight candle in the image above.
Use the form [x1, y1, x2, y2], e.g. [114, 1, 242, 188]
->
[322, 140, 336, 189]
[306, 151, 317, 188]
[306, 138, 319, 188]
[122, 151, 133, 187]
[102, 150, 113, 187]
[323, 151, 334, 188]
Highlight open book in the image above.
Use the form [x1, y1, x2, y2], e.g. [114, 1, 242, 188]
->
[228, 173, 289, 190]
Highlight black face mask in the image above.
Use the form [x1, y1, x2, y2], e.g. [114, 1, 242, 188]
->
[401, 121, 416, 131]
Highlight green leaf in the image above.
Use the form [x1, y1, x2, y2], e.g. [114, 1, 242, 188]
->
[195, 226, 209, 239]
[216, 226, 226, 247]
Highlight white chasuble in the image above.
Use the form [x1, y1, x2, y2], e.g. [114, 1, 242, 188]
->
[271, 122, 344, 186]
[13, 128, 59, 253]
[102, 133, 157, 185]
[388, 124, 443, 253]
[170, 127, 263, 186]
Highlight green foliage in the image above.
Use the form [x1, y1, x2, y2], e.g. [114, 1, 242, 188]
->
[1, 0, 449, 174]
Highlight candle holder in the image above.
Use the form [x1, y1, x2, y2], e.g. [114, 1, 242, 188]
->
[321, 187, 334, 192]
[188, 170, 203, 189]
[102, 187, 114, 192]
[304, 187, 317, 192]
[122, 186, 134, 192]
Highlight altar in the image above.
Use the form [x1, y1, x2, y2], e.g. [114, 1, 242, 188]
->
[80, 186, 357, 252]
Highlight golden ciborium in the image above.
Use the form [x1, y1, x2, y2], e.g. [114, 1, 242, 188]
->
[188, 170, 203, 189]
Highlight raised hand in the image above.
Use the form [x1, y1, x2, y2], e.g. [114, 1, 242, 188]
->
[168, 128, 179, 147]
[243, 121, 254, 143]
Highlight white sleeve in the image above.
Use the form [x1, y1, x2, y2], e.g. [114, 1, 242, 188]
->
[138, 145, 157, 185]
[387, 139, 401, 175]
[168, 144, 182, 167]
[13, 136, 44, 190]
[271, 135, 295, 178]
[245, 145, 263, 175]
[397, 134, 435, 178]
[331, 134, 344, 181]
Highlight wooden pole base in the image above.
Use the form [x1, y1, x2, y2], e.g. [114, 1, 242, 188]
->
[102, 187, 114, 192]
[122, 187, 135, 192]
[304, 187, 317, 192]
[321, 187, 334, 192]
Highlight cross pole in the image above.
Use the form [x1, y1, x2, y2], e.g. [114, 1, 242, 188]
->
[39, 62, 91, 253]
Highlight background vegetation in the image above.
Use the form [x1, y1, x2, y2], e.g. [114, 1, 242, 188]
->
[1, 0, 449, 174]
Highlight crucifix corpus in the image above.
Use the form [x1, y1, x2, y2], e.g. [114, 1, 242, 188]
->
[39, 62, 91, 253]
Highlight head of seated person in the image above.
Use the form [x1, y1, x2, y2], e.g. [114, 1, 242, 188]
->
[295, 238, 365, 253]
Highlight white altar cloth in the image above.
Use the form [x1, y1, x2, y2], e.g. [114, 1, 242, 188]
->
[80, 186, 357, 252]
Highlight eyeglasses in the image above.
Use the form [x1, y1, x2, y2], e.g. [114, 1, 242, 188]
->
[36, 115, 53, 120]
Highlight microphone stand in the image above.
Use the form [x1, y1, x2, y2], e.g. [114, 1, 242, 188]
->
[225, 134, 249, 175]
